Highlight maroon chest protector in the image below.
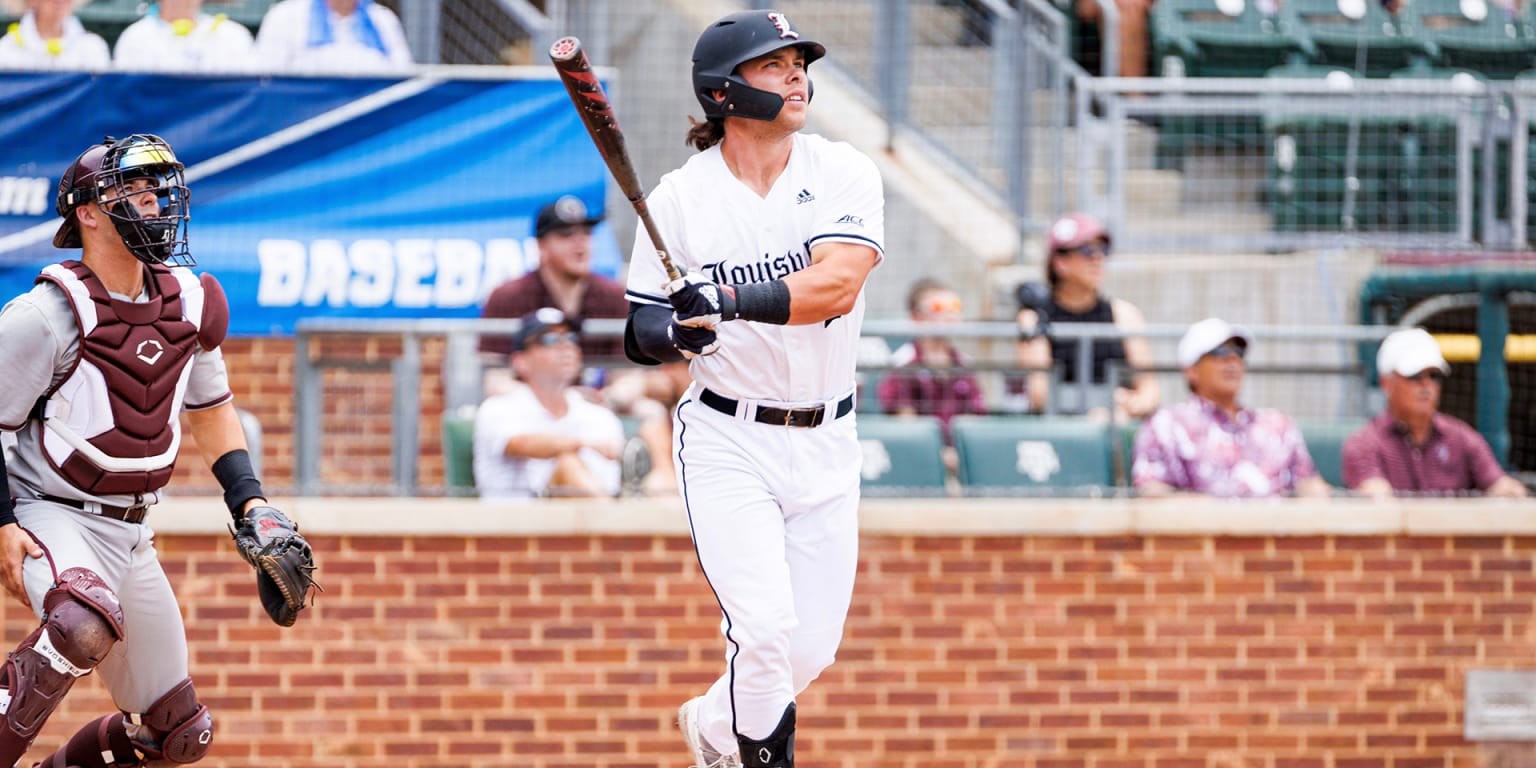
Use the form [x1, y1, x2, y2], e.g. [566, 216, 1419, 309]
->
[37, 261, 203, 495]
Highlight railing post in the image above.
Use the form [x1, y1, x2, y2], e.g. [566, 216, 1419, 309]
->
[874, 0, 910, 150]
[294, 331, 321, 496]
[1475, 288, 1511, 467]
[393, 332, 423, 496]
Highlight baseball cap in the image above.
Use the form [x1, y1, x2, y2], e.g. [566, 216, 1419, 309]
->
[1376, 328, 1450, 378]
[1046, 213, 1111, 253]
[1177, 317, 1253, 368]
[511, 307, 582, 352]
[534, 195, 604, 239]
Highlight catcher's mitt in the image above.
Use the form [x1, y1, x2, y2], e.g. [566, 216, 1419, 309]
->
[230, 506, 319, 627]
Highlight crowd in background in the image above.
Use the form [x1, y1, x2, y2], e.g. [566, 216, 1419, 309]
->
[0, 0, 412, 72]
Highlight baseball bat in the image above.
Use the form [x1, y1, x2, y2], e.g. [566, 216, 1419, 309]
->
[549, 36, 682, 283]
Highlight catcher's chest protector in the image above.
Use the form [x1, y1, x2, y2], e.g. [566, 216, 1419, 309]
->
[34, 260, 208, 496]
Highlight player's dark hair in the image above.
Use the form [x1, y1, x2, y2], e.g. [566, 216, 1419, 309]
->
[686, 115, 725, 151]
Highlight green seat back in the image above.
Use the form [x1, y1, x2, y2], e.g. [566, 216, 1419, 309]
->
[1152, 0, 1315, 77]
[950, 416, 1114, 493]
[1408, 0, 1535, 77]
[1281, 0, 1437, 75]
[857, 415, 948, 497]
[1298, 419, 1367, 487]
[442, 411, 477, 493]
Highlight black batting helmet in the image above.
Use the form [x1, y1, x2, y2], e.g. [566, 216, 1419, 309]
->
[55, 134, 192, 267]
[692, 10, 825, 122]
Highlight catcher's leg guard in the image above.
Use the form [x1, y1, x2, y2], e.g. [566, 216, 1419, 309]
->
[125, 678, 212, 765]
[32, 713, 140, 767]
[0, 568, 125, 764]
[737, 703, 795, 768]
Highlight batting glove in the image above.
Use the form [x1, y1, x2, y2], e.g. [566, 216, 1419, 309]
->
[666, 273, 738, 328]
[667, 316, 720, 357]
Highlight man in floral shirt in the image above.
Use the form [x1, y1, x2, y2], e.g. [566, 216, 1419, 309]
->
[1133, 318, 1330, 498]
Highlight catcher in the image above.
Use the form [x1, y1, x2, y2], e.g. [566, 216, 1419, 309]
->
[0, 134, 317, 767]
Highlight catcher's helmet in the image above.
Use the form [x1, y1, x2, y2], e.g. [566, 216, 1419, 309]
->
[55, 134, 192, 267]
[692, 10, 825, 122]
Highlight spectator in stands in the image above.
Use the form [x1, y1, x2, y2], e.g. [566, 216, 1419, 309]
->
[1133, 317, 1330, 498]
[252, 0, 411, 74]
[877, 277, 987, 451]
[1074, 0, 1153, 77]
[478, 195, 681, 496]
[0, 0, 108, 69]
[1343, 328, 1528, 499]
[1015, 213, 1159, 423]
[113, 0, 254, 71]
[472, 308, 624, 500]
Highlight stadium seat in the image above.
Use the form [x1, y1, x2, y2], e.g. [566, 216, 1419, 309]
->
[1298, 419, 1368, 487]
[1408, 0, 1536, 78]
[1152, 0, 1315, 77]
[950, 416, 1114, 494]
[442, 408, 477, 494]
[856, 414, 949, 497]
[1281, 0, 1438, 76]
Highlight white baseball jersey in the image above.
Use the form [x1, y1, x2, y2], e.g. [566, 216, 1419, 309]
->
[0, 13, 110, 70]
[625, 132, 885, 403]
[472, 387, 624, 499]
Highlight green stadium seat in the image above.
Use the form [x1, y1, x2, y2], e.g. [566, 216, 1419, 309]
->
[1281, 0, 1438, 76]
[1152, 0, 1315, 77]
[1408, 0, 1536, 78]
[75, 0, 147, 48]
[1298, 419, 1368, 487]
[857, 414, 948, 497]
[950, 416, 1114, 494]
[442, 408, 476, 494]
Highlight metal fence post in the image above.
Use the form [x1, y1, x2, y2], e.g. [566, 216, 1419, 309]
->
[1476, 288, 1511, 467]
[874, 0, 910, 150]
[392, 332, 422, 496]
[294, 331, 320, 496]
[399, 0, 440, 64]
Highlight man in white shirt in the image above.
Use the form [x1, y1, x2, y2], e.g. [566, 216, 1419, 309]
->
[113, 0, 254, 72]
[473, 307, 624, 500]
[252, 0, 411, 74]
[0, 0, 109, 69]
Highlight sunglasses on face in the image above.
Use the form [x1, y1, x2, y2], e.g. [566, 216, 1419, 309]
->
[1403, 370, 1446, 384]
[528, 331, 579, 348]
[920, 295, 963, 316]
[1204, 343, 1246, 361]
[1053, 244, 1108, 259]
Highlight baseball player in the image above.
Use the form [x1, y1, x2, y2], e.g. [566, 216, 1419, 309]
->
[0, 134, 315, 767]
[623, 11, 884, 768]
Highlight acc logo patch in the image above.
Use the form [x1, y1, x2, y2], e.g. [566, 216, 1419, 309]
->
[835, 214, 864, 227]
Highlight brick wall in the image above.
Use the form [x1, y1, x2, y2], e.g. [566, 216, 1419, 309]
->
[7, 519, 1531, 768]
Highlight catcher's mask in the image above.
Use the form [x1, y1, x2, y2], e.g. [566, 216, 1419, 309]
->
[54, 134, 193, 267]
[692, 9, 825, 122]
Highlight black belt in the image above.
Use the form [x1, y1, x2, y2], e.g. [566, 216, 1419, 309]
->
[699, 388, 854, 428]
[38, 494, 149, 525]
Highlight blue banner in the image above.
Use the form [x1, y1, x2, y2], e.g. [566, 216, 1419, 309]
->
[0, 71, 620, 336]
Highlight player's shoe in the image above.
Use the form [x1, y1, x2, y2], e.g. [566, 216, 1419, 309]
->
[678, 697, 741, 768]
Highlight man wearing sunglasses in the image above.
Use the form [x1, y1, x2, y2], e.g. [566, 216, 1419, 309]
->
[1133, 318, 1330, 498]
[472, 307, 625, 500]
[1343, 328, 1527, 499]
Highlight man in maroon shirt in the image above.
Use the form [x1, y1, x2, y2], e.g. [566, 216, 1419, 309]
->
[1343, 328, 1527, 499]
[479, 195, 627, 368]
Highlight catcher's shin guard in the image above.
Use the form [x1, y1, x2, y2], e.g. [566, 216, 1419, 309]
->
[737, 703, 795, 768]
[32, 713, 140, 767]
[126, 677, 213, 765]
[0, 568, 125, 764]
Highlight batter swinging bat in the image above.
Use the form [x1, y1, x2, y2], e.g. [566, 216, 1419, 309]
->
[549, 36, 682, 283]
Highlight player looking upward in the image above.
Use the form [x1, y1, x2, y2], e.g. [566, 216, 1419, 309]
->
[623, 10, 884, 768]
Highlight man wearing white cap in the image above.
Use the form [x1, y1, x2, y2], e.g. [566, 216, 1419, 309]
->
[1342, 328, 1527, 499]
[1133, 318, 1330, 498]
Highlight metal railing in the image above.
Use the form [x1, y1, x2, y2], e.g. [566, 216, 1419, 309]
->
[292, 317, 1398, 495]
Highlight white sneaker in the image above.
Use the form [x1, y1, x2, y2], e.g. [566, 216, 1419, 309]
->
[678, 697, 740, 768]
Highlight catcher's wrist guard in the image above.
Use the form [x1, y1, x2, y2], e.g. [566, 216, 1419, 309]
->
[212, 449, 266, 523]
[230, 506, 320, 627]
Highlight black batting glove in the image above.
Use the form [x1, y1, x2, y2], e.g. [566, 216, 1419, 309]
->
[666, 273, 738, 328]
[667, 316, 720, 357]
